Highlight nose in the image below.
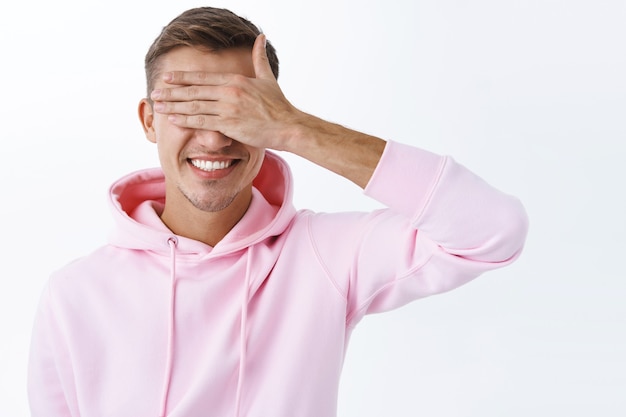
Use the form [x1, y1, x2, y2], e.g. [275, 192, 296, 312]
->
[193, 129, 233, 150]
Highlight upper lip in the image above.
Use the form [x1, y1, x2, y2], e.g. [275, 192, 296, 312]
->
[189, 157, 235, 161]
[187, 154, 242, 161]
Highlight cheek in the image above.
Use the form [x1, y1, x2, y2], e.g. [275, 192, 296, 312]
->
[153, 119, 191, 152]
[153, 115, 175, 141]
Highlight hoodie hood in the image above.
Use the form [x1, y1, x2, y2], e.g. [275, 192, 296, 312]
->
[107, 150, 297, 256]
[106, 150, 298, 417]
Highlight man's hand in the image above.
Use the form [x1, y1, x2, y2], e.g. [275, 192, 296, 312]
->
[151, 33, 386, 188]
[151, 34, 301, 151]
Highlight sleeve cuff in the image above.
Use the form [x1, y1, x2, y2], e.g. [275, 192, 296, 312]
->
[363, 140, 447, 222]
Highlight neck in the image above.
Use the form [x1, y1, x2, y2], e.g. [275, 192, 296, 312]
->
[160, 188, 252, 247]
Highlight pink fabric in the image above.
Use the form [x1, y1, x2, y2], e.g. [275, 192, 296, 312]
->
[28, 141, 528, 417]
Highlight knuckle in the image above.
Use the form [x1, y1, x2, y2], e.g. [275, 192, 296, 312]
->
[169, 72, 182, 83]
[187, 86, 199, 98]
[225, 85, 244, 99]
[194, 115, 206, 127]
[231, 74, 246, 83]
[217, 73, 229, 85]
[160, 88, 172, 99]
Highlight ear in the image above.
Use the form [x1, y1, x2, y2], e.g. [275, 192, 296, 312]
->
[138, 98, 157, 143]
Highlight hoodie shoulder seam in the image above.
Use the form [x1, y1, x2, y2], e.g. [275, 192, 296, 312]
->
[304, 213, 349, 301]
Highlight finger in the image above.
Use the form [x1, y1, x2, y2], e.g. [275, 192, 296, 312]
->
[252, 34, 275, 80]
[167, 113, 221, 130]
[151, 85, 221, 102]
[162, 71, 230, 86]
[153, 99, 220, 116]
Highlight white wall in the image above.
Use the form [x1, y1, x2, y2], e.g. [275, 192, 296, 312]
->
[1, 0, 624, 415]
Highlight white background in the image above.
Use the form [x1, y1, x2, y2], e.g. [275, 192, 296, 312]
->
[1, 0, 624, 416]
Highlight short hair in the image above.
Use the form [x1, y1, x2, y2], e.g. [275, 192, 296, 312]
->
[144, 7, 280, 97]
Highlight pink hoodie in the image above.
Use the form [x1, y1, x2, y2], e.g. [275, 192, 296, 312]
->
[28, 141, 528, 417]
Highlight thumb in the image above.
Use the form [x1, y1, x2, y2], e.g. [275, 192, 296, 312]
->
[252, 34, 275, 80]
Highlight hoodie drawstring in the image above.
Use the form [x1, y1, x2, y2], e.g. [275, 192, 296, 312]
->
[159, 237, 178, 417]
[234, 247, 253, 417]
[157, 238, 252, 417]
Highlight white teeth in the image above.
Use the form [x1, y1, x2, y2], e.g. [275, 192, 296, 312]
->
[190, 159, 233, 171]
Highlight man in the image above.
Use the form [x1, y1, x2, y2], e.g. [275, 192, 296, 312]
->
[28, 7, 528, 417]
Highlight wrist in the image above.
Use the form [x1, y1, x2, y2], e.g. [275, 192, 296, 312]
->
[278, 110, 327, 154]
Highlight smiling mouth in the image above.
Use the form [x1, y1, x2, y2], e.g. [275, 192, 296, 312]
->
[189, 158, 236, 172]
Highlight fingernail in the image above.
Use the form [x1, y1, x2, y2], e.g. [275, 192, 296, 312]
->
[151, 89, 161, 99]
[153, 102, 164, 111]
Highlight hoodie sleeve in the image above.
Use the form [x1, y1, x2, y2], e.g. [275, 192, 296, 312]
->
[308, 140, 528, 326]
[28, 284, 74, 417]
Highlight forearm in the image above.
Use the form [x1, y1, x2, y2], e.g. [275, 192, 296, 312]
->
[281, 111, 387, 189]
